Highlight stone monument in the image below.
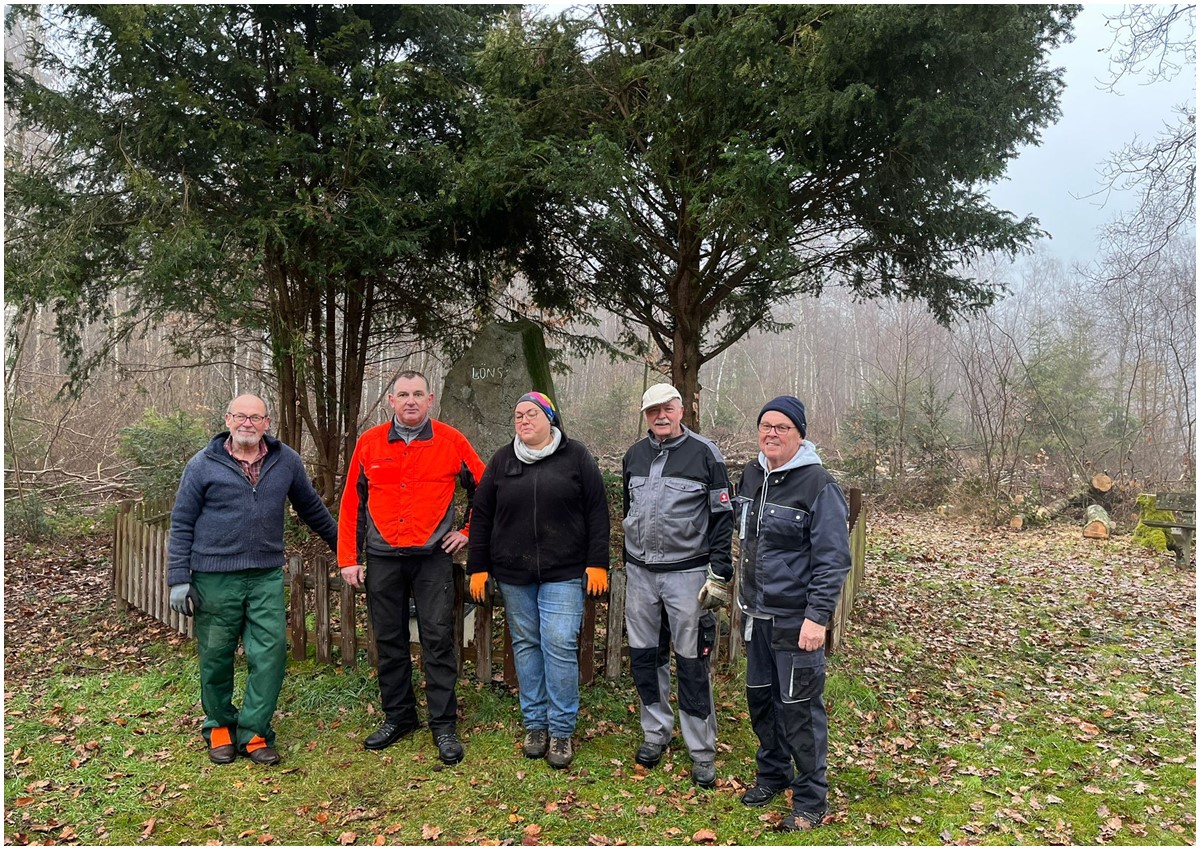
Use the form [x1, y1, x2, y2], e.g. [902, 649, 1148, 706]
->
[439, 318, 560, 461]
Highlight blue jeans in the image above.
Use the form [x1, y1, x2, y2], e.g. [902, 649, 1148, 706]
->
[498, 578, 585, 738]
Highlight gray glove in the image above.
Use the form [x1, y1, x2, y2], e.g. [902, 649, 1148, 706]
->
[170, 583, 199, 616]
[696, 568, 731, 610]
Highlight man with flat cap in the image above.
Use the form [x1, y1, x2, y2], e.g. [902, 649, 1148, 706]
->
[621, 382, 733, 788]
[734, 395, 851, 831]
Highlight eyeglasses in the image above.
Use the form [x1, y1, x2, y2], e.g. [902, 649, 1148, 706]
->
[227, 413, 268, 424]
[758, 422, 793, 435]
[514, 410, 543, 423]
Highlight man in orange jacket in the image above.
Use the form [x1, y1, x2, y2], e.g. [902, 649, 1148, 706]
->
[339, 371, 484, 764]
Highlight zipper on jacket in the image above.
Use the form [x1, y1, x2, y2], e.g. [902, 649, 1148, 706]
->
[756, 470, 771, 536]
[533, 461, 541, 581]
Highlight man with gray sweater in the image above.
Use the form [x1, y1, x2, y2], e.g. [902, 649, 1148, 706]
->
[168, 394, 337, 765]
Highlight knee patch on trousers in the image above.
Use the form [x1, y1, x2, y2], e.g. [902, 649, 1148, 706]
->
[676, 653, 712, 719]
[746, 682, 777, 749]
[630, 646, 663, 706]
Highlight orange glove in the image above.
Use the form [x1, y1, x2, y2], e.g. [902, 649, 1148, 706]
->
[585, 567, 608, 596]
[469, 572, 490, 602]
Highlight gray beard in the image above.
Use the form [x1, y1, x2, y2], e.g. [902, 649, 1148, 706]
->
[231, 432, 262, 450]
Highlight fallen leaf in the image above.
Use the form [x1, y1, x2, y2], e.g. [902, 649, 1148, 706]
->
[337, 831, 356, 845]
[422, 824, 443, 840]
[692, 828, 717, 843]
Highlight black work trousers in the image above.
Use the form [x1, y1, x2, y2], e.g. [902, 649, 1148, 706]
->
[365, 550, 458, 734]
[745, 616, 829, 817]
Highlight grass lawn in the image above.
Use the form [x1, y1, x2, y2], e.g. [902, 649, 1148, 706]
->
[4, 513, 1195, 845]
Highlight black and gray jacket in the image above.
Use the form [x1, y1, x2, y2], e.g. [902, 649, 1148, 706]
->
[621, 426, 733, 579]
[736, 441, 850, 628]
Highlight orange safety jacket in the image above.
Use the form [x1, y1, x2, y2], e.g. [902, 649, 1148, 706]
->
[338, 418, 484, 566]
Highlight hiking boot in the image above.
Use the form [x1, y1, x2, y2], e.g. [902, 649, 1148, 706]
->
[364, 716, 420, 750]
[546, 736, 574, 769]
[244, 736, 281, 766]
[635, 740, 665, 768]
[741, 783, 783, 807]
[691, 760, 716, 788]
[779, 811, 823, 831]
[207, 726, 237, 764]
[523, 729, 549, 759]
[435, 731, 464, 765]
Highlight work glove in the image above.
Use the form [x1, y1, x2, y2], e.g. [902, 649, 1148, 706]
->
[469, 571, 490, 603]
[696, 568, 731, 610]
[169, 583, 199, 616]
[585, 567, 608, 596]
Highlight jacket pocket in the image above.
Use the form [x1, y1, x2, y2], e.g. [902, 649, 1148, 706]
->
[761, 502, 809, 548]
[622, 476, 647, 559]
[785, 649, 826, 703]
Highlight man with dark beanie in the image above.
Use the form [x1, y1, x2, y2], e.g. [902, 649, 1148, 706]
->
[734, 395, 851, 830]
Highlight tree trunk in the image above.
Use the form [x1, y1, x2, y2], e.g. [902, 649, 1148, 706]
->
[1083, 504, 1113, 539]
[673, 330, 704, 432]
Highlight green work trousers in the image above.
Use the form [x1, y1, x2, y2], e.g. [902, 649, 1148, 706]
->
[192, 568, 286, 750]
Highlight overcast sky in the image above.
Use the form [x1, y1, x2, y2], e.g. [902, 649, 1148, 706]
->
[987, 3, 1197, 268]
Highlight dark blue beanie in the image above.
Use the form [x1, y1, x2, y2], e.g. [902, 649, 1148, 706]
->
[758, 396, 806, 438]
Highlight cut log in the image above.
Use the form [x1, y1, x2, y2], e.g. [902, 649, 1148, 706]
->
[1091, 472, 1114, 493]
[1009, 515, 1024, 530]
[1083, 504, 1113, 539]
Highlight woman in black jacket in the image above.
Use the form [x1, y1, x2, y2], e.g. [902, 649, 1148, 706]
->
[467, 391, 610, 770]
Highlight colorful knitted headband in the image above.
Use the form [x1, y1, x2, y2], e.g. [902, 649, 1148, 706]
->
[516, 391, 558, 425]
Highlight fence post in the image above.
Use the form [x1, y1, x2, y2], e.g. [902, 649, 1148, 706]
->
[289, 555, 306, 661]
[475, 603, 493, 683]
[579, 594, 598, 685]
[312, 557, 329, 664]
[828, 487, 865, 655]
[726, 560, 744, 667]
[605, 568, 626, 680]
[113, 502, 131, 613]
[152, 517, 164, 625]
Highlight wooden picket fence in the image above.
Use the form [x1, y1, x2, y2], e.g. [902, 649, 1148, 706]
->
[112, 498, 193, 638]
[111, 488, 867, 678]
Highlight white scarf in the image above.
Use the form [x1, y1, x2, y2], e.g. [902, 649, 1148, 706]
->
[513, 427, 563, 464]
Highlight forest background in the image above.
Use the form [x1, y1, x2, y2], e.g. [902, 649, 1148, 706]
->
[3, 4, 1195, 534]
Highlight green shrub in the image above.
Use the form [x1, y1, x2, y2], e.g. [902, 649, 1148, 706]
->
[5, 491, 52, 542]
[117, 408, 213, 501]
